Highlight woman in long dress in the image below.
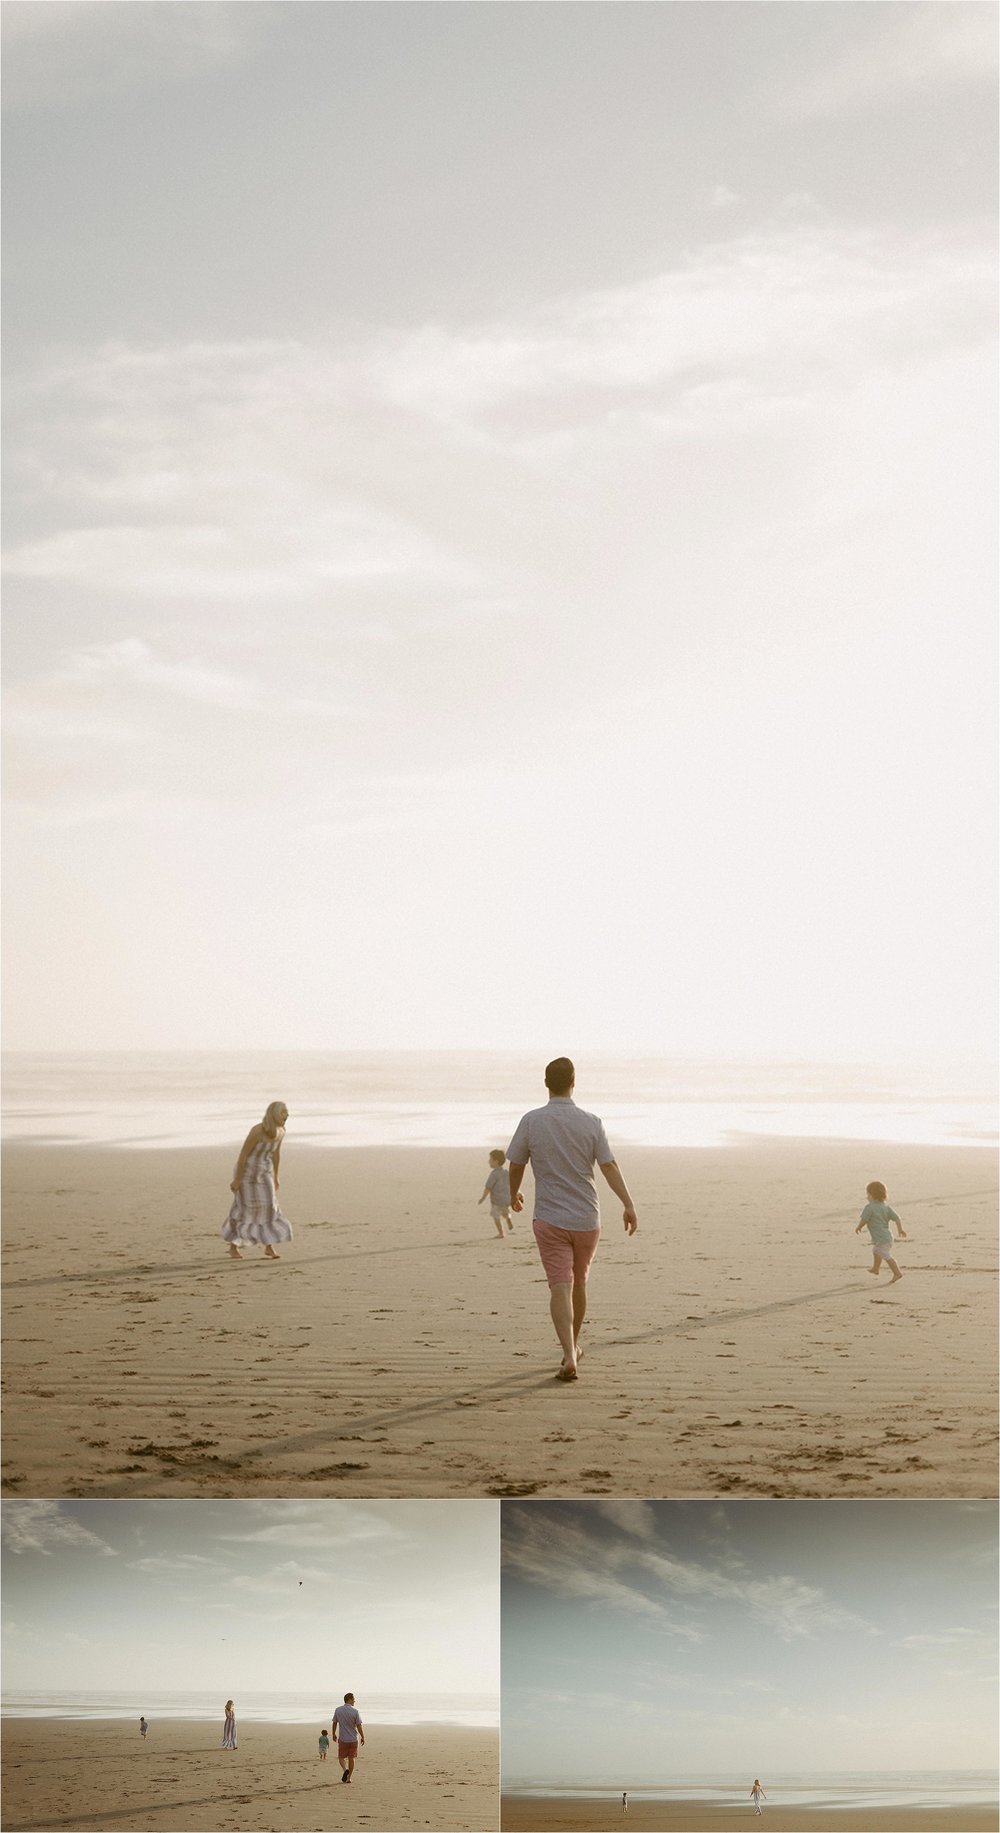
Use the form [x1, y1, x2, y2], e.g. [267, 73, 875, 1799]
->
[222, 1701, 237, 1750]
[223, 1102, 293, 1260]
[750, 1780, 766, 1816]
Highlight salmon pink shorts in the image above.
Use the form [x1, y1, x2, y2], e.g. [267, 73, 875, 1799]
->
[533, 1219, 601, 1285]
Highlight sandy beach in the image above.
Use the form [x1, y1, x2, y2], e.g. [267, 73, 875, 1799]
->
[1, 1719, 498, 1832]
[499, 1794, 998, 1831]
[2, 1141, 995, 1499]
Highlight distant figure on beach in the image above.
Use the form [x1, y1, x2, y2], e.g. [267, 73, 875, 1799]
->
[856, 1179, 907, 1282]
[750, 1780, 766, 1816]
[332, 1692, 364, 1782]
[622, 1789, 628, 1812]
[222, 1700, 237, 1750]
[139, 1716, 148, 1739]
[479, 1149, 514, 1237]
[223, 1101, 293, 1260]
[318, 1728, 330, 1761]
[507, 1058, 637, 1380]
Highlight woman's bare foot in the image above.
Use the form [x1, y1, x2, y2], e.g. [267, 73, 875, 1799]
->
[228, 1244, 243, 1259]
[263, 1245, 281, 1260]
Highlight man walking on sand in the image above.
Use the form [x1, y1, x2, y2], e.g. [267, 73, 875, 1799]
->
[507, 1058, 638, 1380]
[332, 1693, 364, 1783]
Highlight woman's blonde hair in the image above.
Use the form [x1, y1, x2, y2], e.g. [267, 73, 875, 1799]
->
[262, 1101, 288, 1136]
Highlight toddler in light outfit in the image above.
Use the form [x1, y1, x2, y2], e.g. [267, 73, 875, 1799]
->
[478, 1149, 514, 1237]
[318, 1729, 330, 1761]
[856, 1179, 907, 1281]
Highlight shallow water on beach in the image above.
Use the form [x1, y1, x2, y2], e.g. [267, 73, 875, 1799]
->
[503, 1772, 998, 1812]
[0, 1687, 496, 1728]
[2, 1052, 995, 1150]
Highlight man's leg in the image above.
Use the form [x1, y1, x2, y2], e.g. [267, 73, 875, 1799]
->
[572, 1278, 587, 1355]
[549, 1282, 577, 1369]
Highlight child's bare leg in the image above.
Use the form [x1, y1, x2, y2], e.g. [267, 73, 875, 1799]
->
[494, 1217, 505, 1237]
[887, 1256, 903, 1281]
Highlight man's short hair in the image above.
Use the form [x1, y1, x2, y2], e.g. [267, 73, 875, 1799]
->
[544, 1057, 575, 1095]
[344, 1693, 354, 1703]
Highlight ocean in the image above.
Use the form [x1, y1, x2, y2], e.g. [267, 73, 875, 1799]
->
[0, 1688, 496, 1728]
[1, 1052, 995, 1151]
[502, 1772, 998, 1812]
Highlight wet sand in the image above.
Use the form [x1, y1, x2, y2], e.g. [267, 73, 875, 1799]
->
[2, 1141, 995, 1499]
[1, 1718, 498, 1832]
[500, 1794, 998, 1831]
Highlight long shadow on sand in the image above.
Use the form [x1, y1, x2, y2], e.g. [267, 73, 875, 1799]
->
[1, 1235, 489, 1293]
[96, 1279, 886, 1495]
[4, 1778, 332, 1832]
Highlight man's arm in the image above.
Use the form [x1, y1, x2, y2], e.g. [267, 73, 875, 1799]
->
[508, 1163, 527, 1212]
[599, 1160, 638, 1233]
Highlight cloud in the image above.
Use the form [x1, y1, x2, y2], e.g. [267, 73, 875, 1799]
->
[129, 1554, 219, 1576]
[360, 225, 992, 426]
[229, 1560, 331, 1595]
[1, 2, 275, 111]
[217, 1501, 400, 1551]
[591, 1502, 660, 1542]
[4, 221, 991, 616]
[504, 1504, 874, 1645]
[61, 638, 265, 709]
[898, 1628, 987, 1651]
[1, 1501, 117, 1559]
[503, 1509, 703, 1640]
[780, 6, 997, 121]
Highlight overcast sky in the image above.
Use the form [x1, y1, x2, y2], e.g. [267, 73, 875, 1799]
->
[3, 3, 996, 1063]
[2, 1498, 497, 1702]
[501, 1499, 998, 1781]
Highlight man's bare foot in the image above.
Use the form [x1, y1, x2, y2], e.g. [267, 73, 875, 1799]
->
[556, 1364, 578, 1381]
[263, 1246, 281, 1260]
[228, 1244, 243, 1259]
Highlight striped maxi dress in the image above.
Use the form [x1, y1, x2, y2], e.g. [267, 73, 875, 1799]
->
[221, 1709, 237, 1750]
[222, 1133, 293, 1248]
